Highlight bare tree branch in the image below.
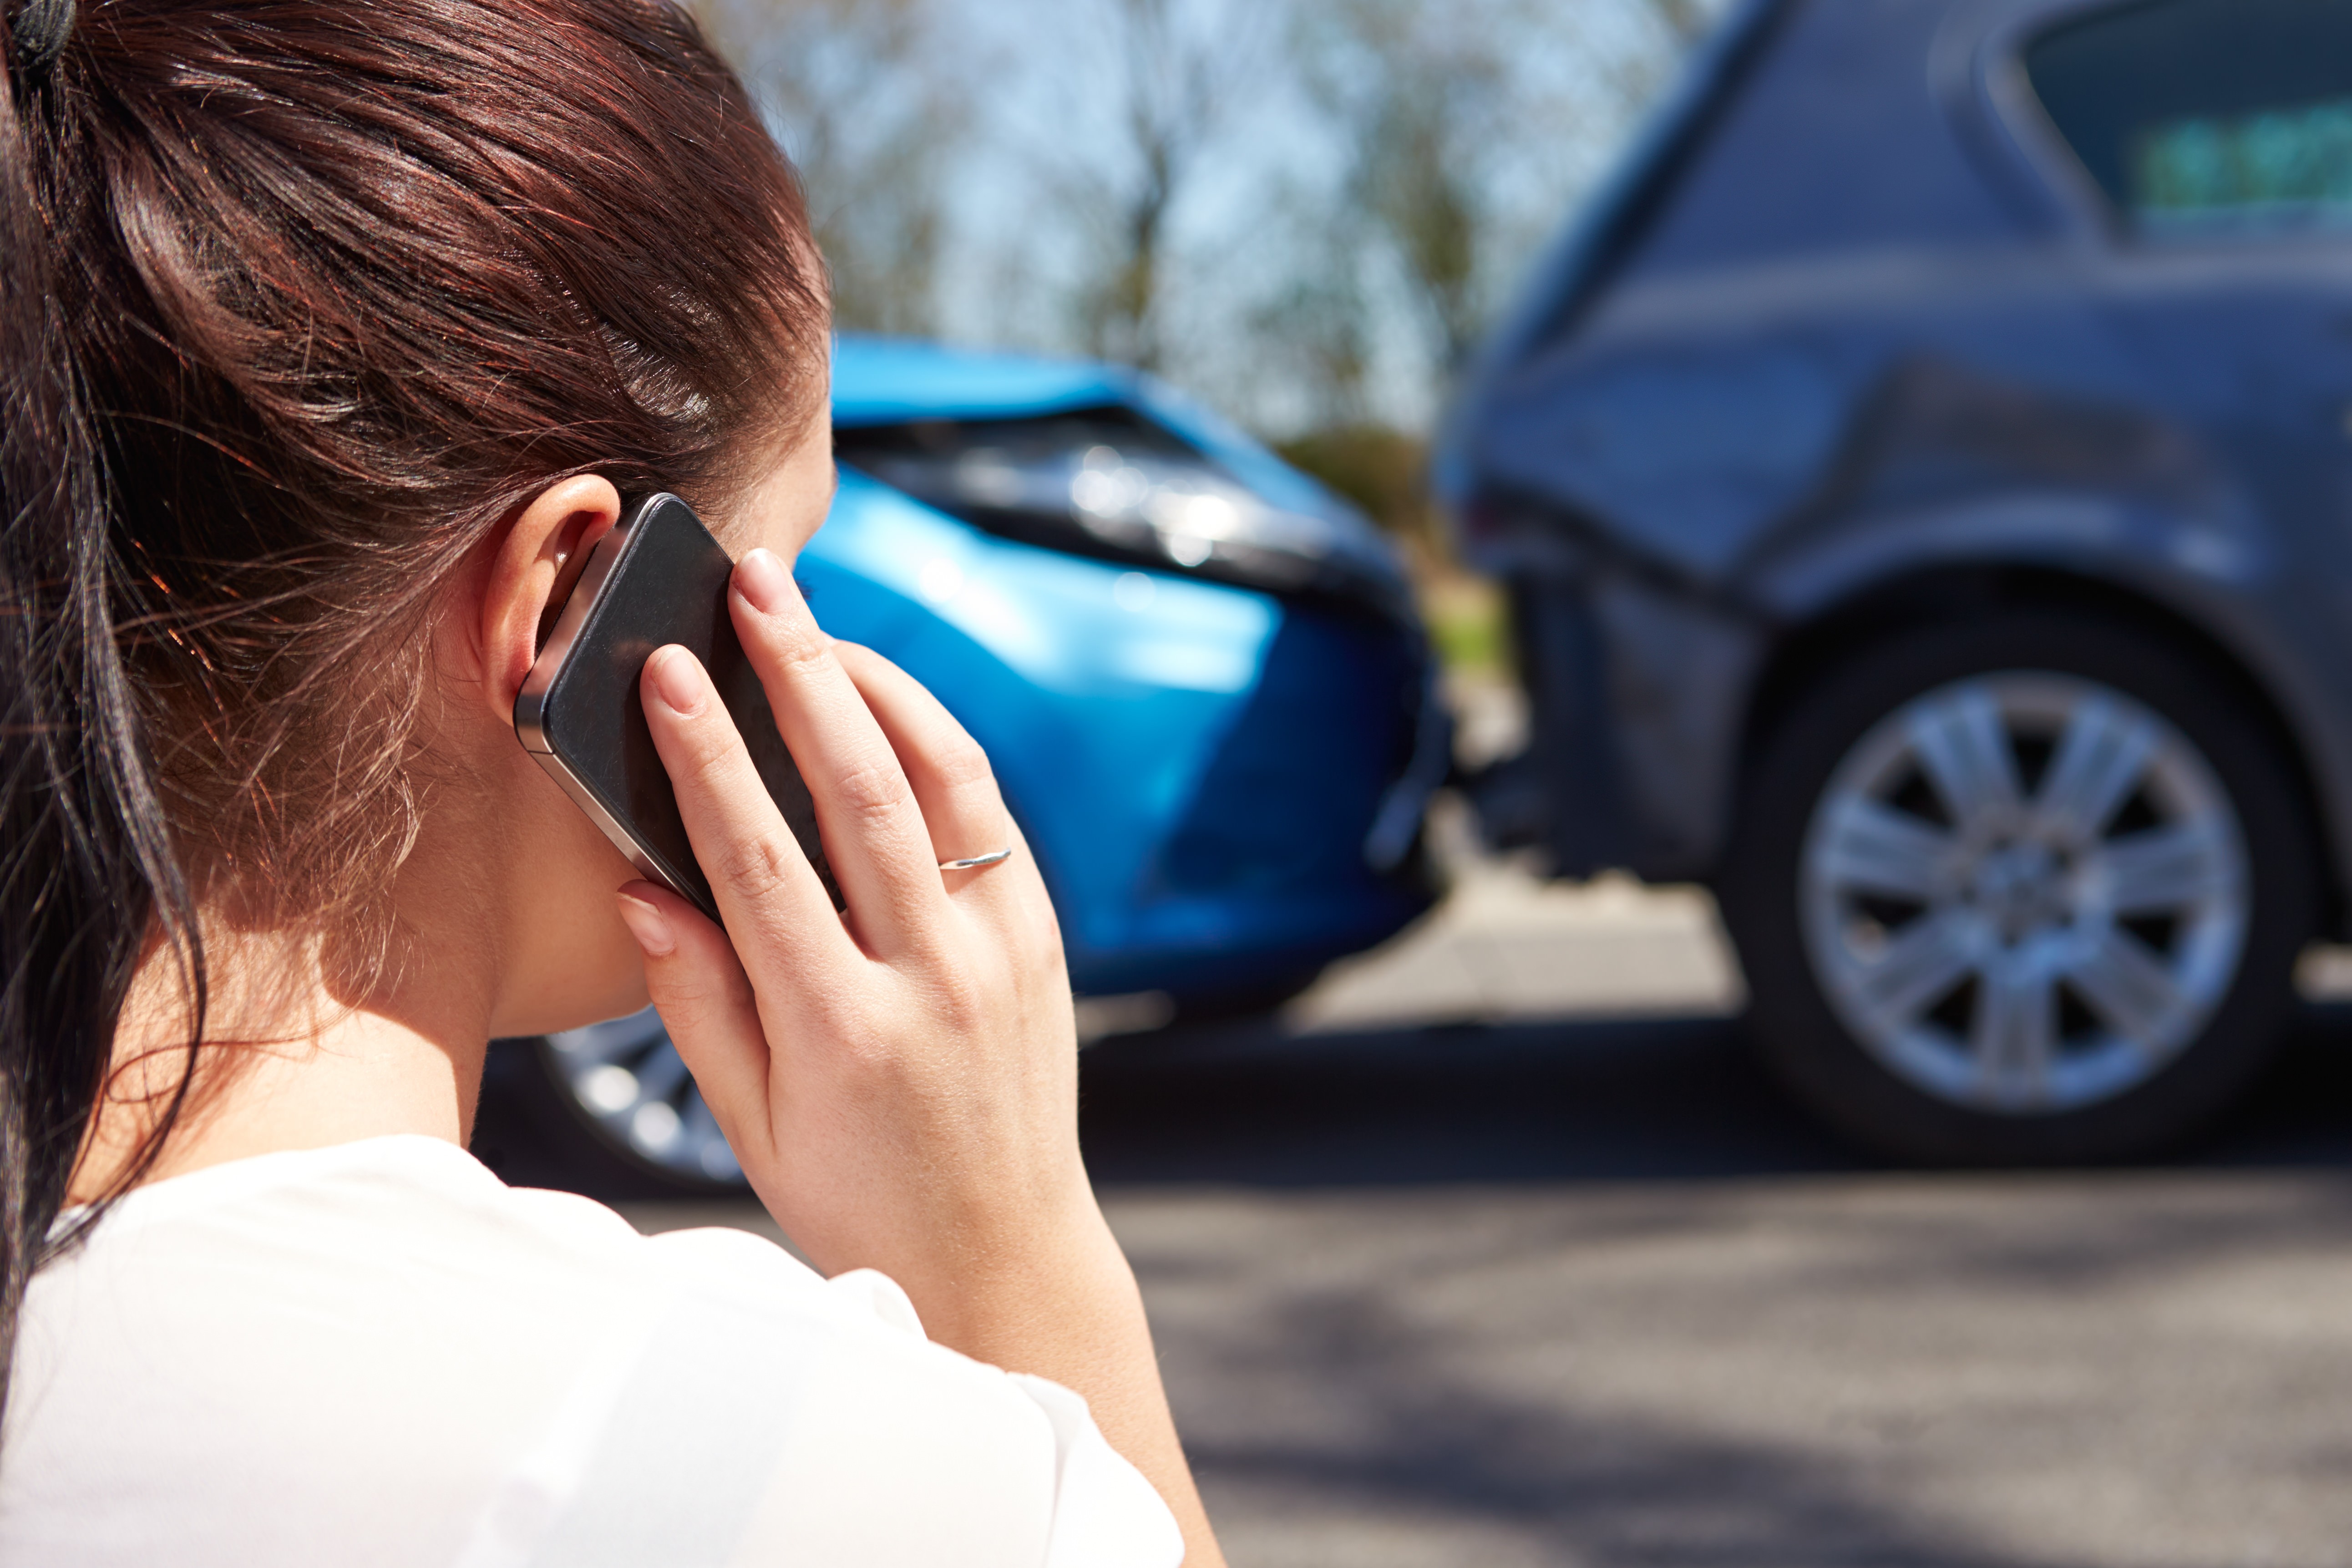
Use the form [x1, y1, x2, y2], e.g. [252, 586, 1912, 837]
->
[1058, 0, 1271, 371]
[696, 0, 973, 336]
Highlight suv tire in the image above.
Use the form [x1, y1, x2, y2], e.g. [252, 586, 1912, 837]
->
[1721, 609, 2317, 1164]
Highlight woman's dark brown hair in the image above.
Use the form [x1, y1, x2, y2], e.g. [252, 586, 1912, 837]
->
[0, 0, 826, 1422]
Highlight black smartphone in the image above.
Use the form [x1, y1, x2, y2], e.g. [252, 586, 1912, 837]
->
[513, 492, 840, 922]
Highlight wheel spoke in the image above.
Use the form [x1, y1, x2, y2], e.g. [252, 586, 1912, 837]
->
[1816, 797, 1957, 901]
[548, 1010, 746, 1187]
[1802, 670, 2253, 1118]
[1972, 962, 2058, 1106]
[1853, 908, 1982, 1027]
[2067, 926, 2186, 1047]
[555, 1007, 668, 1067]
[2037, 697, 2154, 841]
[681, 1095, 740, 1178]
[680, 1090, 727, 1147]
[631, 1039, 690, 1103]
[2093, 819, 2235, 915]
[1907, 686, 2020, 830]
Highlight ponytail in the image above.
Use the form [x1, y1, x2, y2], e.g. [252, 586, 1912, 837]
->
[0, 0, 204, 1421]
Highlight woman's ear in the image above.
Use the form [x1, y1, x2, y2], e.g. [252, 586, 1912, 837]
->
[478, 475, 624, 720]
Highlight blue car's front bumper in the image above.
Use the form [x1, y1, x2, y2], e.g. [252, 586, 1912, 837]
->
[801, 471, 1440, 999]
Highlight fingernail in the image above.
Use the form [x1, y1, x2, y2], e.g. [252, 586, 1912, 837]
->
[647, 645, 704, 716]
[735, 548, 796, 615]
[615, 888, 675, 957]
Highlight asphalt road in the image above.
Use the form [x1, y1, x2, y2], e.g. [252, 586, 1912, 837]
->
[1071, 1007, 2352, 1568]
[537, 846, 2352, 1568]
[598, 1000, 2352, 1568]
[479, 683, 2352, 1563]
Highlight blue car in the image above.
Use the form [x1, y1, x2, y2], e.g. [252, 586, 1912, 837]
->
[501, 337, 1448, 1191]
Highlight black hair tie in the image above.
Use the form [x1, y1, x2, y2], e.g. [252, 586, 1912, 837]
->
[9, 0, 75, 74]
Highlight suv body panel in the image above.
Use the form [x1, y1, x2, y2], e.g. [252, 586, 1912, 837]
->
[1440, 0, 2352, 910]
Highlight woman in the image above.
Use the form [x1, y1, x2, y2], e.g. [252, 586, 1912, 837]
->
[0, 1, 1220, 1563]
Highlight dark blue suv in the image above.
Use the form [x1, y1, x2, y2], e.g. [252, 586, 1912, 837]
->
[1442, 0, 2352, 1161]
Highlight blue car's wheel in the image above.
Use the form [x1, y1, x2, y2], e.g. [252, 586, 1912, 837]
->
[508, 1010, 746, 1194]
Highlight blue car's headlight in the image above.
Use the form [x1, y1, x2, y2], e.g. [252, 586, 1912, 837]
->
[836, 411, 1412, 617]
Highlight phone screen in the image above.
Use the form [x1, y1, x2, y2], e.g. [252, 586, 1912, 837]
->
[514, 492, 839, 921]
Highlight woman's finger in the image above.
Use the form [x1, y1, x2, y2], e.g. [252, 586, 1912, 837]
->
[639, 643, 847, 964]
[612, 877, 775, 1165]
[728, 549, 949, 949]
[831, 642, 1017, 873]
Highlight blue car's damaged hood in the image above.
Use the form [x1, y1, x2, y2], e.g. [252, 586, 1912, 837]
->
[830, 335, 1352, 527]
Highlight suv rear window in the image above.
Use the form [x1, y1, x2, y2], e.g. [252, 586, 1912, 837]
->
[2025, 0, 2352, 236]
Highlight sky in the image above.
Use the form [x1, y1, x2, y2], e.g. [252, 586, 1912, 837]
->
[717, 0, 1732, 435]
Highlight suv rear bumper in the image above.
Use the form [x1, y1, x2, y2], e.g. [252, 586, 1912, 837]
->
[1480, 565, 1765, 884]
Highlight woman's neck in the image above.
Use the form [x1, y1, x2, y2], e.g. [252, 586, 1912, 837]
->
[72, 633, 659, 1203]
[73, 902, 501, 1203]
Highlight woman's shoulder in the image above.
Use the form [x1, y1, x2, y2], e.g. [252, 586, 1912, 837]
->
[24, 1133, 935, 1380]
[32, 1135, 759, 1302]
[1, 1135, 1180, 1568]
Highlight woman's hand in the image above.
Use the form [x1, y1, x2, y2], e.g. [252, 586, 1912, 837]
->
[615, 544, 1088, 1306]
[610, 545, 1223, 1567]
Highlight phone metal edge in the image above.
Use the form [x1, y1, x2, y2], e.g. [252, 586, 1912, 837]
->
[510, 492, 710, 911]
[522, 745, 690, 895]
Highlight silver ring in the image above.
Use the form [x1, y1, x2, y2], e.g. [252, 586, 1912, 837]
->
[938, 846, 1014, 872]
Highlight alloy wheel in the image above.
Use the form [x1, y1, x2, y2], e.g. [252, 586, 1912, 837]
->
[544, 1008, 744, 1185]
[1798, 673, 2249, 1115]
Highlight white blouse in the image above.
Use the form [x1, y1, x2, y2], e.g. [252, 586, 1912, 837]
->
[0, 1135, 1183, 1568]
